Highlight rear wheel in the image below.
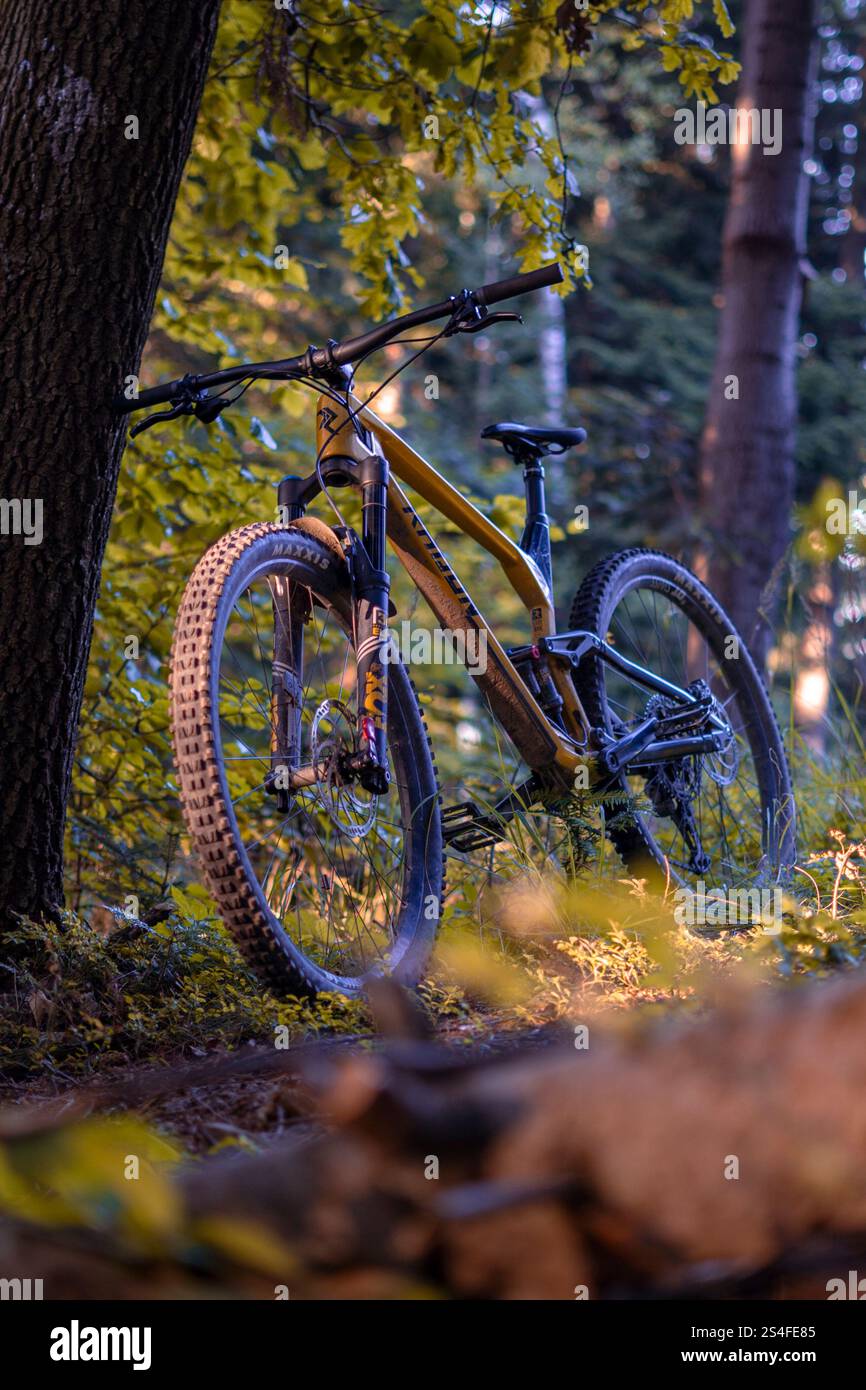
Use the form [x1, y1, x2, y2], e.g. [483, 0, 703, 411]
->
[570, 548, 795, 893]
[170, 524, 443, 998]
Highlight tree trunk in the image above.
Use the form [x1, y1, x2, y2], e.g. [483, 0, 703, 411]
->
[538, 286, 569, 512]
[698, 0, 819, 663]
[539, 288, 567, 429]
[0, 1, 221, 924]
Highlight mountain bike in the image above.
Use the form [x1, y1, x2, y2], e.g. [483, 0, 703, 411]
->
[114, 262, 795, 998]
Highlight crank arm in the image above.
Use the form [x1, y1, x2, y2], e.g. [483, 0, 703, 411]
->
[599, 717, 659, 775]
[628, 730, 732, 769]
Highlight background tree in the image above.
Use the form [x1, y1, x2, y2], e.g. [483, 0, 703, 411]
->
[698, 0, 820, 661]
[0, 0, 222, 925]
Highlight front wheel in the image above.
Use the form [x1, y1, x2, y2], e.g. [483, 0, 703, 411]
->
[170, 523, 443, 998]
[570, 548, 795, 893]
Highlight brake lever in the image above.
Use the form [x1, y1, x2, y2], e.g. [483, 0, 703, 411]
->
[457, 310, 523, 334]
[129, 400, 193, 438]
[129, 391, 227, 439]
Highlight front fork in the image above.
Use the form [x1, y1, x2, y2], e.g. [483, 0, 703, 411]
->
[271, 424, 392, 799]
[346, 444, 391, 794]
[270, 575, 306, 813]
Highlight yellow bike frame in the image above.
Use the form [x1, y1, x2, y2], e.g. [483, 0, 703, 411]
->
[314, 394, 589, 783]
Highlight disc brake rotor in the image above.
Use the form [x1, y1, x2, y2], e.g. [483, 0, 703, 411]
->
[310, 698, 376, 838]
[704, 701, 740, 786]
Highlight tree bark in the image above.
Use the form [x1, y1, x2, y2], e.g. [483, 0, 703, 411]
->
[698, 0, 819, 663]
[0, 1, 221, 924]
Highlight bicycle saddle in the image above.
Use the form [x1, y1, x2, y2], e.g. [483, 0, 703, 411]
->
[481, 421, 587, 459]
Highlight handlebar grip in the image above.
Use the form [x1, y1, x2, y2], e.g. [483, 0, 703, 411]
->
[476, 261, 563, 307]
[112, 381, 183, 414]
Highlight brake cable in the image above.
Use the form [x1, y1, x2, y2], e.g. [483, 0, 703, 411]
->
[336, 296, 521, 444]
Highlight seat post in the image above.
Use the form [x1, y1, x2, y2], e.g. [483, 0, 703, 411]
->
[517, 447, 553, 593]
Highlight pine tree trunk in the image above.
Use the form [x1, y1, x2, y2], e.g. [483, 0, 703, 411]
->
[0, 1, 221, 924]
[538, 286, 569, 512]
[539, 287, 567, 427]
[698, 0, 819, 663]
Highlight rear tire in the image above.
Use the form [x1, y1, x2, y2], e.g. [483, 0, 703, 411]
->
[570, 548, 795, 890]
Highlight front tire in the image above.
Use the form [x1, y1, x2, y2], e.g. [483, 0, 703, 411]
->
[170, 524, 443, 998]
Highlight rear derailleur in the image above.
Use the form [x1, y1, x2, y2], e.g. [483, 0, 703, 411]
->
[616, 683, 735, 876]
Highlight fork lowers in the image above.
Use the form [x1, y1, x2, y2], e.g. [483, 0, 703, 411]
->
[346, 445, 392, 793]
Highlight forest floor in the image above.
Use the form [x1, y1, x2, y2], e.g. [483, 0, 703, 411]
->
[2, 852, 864, 1144]
[1, 797, 865, 1297]
[6, 744, 857, 1130]
[2, 892, 866, 1299]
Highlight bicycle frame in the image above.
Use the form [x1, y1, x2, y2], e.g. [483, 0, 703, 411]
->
[276, 393, 733, 795]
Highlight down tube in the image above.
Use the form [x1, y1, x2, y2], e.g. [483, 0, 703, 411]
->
[385, 479, 570, 775]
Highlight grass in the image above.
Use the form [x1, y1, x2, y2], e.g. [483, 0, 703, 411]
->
[428, 719, 866, 1034]
[2, 712, 865, 1086]
[0, 906, 366, 1085]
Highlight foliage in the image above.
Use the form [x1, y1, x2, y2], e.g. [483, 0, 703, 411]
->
[172, 0, 737, 317]
[0, 1113, 298, 1285]
[0, 902, 365, 1080]
[443, 831, 866, 1033]
[70, 0, 739, 911]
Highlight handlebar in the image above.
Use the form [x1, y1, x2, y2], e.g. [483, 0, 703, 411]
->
[476, 263, 564, 307]
[113, 261, 564, 420]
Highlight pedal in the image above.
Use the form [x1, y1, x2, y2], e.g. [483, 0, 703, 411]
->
[441, 776, 541, 853]
[442, 801, 503, 851]
[441, 801, 505, 852]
